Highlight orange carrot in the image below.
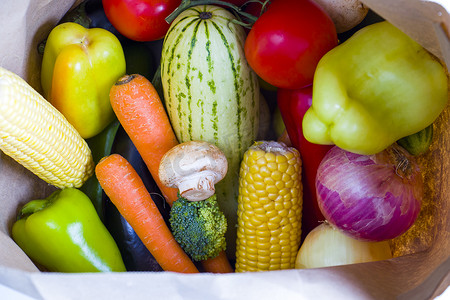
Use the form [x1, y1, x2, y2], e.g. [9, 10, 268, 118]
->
[109, 74, 233, 273]
[95, 154, 198, 274]
[109, 74, 179, 206]
[201, 251, 234, 273]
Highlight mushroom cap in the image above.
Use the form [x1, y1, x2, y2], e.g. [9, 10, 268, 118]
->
[158, 141, 228, 201]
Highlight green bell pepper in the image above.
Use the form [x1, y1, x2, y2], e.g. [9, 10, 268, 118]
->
[82, 119, 120, 220]
[12, 188, 126, 272]
[303, 21, 448, 155]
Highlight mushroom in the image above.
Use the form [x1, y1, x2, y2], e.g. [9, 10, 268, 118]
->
[158, 141, 228, 202]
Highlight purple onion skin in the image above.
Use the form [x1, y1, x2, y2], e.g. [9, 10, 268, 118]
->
[316, 145, 423, 242]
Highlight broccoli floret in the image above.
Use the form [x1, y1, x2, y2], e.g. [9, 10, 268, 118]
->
[169, 194, 227, 261]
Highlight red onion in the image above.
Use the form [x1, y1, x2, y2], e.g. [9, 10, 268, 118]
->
[316, 144, 422, 242]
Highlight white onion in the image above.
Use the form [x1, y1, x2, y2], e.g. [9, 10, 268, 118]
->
[295, 222, 392, 269]
[316, 144, 422, 241]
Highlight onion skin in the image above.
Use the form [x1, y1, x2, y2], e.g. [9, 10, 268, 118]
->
[316, 145, 423, 242]
[295, 222, 392, 269]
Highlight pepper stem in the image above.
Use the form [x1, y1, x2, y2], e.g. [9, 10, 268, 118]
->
[18, 199, 50, 220]
[17, 190, 63, 220]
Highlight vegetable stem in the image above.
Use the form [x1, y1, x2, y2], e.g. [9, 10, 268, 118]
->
[165, 0, 259, 25]
[390, 145, 413, 178]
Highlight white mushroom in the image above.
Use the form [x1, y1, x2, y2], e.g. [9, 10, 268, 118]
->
[158, 141, 228, 202]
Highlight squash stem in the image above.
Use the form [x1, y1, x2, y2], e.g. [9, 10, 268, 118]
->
[165, 0, 260, 25]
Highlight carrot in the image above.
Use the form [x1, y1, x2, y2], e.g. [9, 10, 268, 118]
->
[95, 154, 198, 274]
[109, 74, 233, 273]
[109, 74, 179, 206]
[201, 251, 234, 273]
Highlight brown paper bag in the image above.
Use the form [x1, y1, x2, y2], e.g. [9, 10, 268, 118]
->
[0, 0, 448, 299]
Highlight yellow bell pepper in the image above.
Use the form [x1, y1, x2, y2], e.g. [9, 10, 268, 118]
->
[41, 22, 126, 139]
[303, 21, 448, 155]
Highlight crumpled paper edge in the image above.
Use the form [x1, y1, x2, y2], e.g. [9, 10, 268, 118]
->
[0, 0, 448, 299]
[360, 0, 450, 67]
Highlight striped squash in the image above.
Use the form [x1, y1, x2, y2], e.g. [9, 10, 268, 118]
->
[161, 5, 260, 258]
[397, 124, 433, 156]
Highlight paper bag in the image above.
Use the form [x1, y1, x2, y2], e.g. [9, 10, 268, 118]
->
[0, 0, 448, 299]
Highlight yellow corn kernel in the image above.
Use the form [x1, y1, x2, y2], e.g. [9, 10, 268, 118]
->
[244, 172, 254, 184]
[265, 210, 278, 219]
[257, 262, 270, 270]
[268, 193, 278, 201]
[270, 227, 282, 237]
[285, 179, 295, 189]
[266, 185, 279, 194]
[249, 164, 259, 175]
[267, 221, 279, 230]
[256, 235, 270, 244]
[276, 154, 287, 163]
[270, 244, 281, 253]
[266, 162, 278, 172]
[236, 141, 302, 272]
[280, 263, 291, 269]
[246, 247, 258, 255]
[258, 197, 270, 206]
[275, 180, 285, 190]
[271, 170, 283, 181]
[255, 242, 270, 250]
[0, 67, 93, 188]
[253, 207, 266, 215]
[244, 227, 256, 237]
[243, 202, 254, 212]
[278, 162, 288, 173]
[254, 213, 268, 223]
[255, 189, 267, 198]
[250, 216, 263, 227]
[254, 181, 266, 191]
[263, 201, 275, 212]
[258, 249, 271, 259]
[259, 165, 272, 177]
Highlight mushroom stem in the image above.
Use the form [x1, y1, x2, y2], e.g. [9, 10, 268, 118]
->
[159, 141, 228, 202]
[178, 171, 217, 201]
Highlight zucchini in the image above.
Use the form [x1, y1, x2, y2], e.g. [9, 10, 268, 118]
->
[397, 124, 433, 156]
[161, 5, 260, 258]
[104, 125, 171, 271]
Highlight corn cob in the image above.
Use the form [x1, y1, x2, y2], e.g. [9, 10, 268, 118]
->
[0, 67, 94, 188]
[235, 141, 303, 272]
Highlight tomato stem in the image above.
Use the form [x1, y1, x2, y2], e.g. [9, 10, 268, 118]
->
[165, 0, 259, 25]
[245, 0, 271, 17]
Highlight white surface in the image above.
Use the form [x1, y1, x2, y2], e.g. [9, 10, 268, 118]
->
[0, 283, 37, 300]
[427, 0, 450, 11]
[435, 286, 450, 300]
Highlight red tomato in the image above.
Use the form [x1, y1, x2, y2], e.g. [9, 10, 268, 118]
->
[277, 86, 332, 240]
[102, 0, 181, 42]
[245, 0, 338, 89]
